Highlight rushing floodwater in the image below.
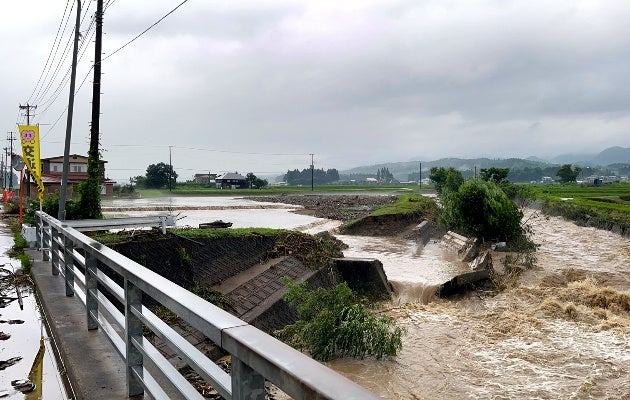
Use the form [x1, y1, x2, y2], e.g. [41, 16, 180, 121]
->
[101, 197, 630, 399]
[4, 197, 629, 399]
[327, 211, 630, 399]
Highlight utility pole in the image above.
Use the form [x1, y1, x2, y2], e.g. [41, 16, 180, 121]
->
[59, 0, 81, 220]
[1, 147, 6, 189]
[419, 161, 422, 189]
[309, 153, 314, 192]
[89, 0, 103, 160]
[19, 104, 37, 198]
[78, 0, 104, 219]
[169, 146, 172, 192]
[7, 131, 16, 191]
[19, 104, 37, 124]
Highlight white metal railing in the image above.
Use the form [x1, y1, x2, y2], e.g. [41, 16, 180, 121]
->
[35, 211, 381, 399]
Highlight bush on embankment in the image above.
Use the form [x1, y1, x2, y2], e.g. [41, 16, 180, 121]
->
[339, 194, 439, 235]
[441, 179, 524, 242]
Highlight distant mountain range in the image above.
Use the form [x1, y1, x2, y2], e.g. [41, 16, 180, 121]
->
[340, 146, 630, 181]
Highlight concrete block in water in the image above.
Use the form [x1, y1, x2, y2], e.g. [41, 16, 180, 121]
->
[412, 220, 432, 245]
[438, 251, 494, 297]
[334, 258, 392, 296]
[440, 231, 479, 262]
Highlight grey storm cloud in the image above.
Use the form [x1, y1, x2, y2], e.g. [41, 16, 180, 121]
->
[2, 0, 629, 181]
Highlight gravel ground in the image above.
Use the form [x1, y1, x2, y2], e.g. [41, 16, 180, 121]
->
[247, 194, 399, 222]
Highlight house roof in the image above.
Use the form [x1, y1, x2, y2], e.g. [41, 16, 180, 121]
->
[216, 172, 245, 180]
[41, 154, 107, 163]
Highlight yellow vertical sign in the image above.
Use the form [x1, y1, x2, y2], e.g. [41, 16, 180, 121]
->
[18, 125, 44, 202]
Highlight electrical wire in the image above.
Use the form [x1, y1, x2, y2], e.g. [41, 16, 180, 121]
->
[38, 18, 97, 115]
[31, 0, 95, 116]
[30, 0, 77, 106]
[26, 0, 73, 104]
[102, 0, 190, 62]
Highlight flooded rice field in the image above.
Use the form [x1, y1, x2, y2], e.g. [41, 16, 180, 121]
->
[0, 227, 67, 399]
[6, 196, 630, 399]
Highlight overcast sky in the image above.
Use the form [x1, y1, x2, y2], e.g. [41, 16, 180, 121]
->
[2, 0, 629, 182]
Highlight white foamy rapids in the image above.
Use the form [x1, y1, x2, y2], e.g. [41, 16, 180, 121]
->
[389, 280, 441, 305]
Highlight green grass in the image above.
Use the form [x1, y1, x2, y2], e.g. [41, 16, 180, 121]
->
[5, 217, 32, 273]
[90, 227, 287, 245]
[340, 193, 439, 231]
[532, 182, 630, 234]
[368, 193, 437, 217]
[173, 227, 286, 239]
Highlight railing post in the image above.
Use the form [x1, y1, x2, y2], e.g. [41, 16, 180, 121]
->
[51, 227, 59, 275]
[64, 235, 74, 297]
[42, 219, 50, 262]
[35, 213, 41, 251]
[231, 357, 265, 400]
[125, 280, 144, 397]
[85, 251, 98, 330]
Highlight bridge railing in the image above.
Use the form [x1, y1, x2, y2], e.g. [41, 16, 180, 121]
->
[35, 211, 381, 400]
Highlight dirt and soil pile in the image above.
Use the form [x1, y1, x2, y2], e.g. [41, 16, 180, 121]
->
[248, 194, 398, 222]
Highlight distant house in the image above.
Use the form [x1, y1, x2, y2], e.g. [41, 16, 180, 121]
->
[28, 154, 115, 198]
[215, 172, 246, 189]
[193, 173, 217, 185]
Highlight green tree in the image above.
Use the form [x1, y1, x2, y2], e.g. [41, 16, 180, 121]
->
[277, 279, 403, 361]
[556, 164, 582, 183]
[245, 172, 268, 189]
[441, 179, 523, 241]
[479, 167, 510, 183]
[429, 167, 464, 194]
[145, 162, 178, 189]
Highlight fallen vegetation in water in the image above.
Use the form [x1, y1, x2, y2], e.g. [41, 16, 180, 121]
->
[264, 231, 345, 270]
[276, 278, 404, 361]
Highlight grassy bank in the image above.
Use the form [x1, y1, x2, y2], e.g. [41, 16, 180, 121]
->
[532, 183, 630, 236]
[4, 217, 31, 273]
[341, 193, 439, 231]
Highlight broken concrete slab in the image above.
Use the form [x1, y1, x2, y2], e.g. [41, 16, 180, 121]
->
[334, 257, 393, 297]
[440, 231, 479, 262]
[437, 251, 494, 297]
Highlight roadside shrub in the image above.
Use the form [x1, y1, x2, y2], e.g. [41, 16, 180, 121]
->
[276, 278, 403, 361]
[23, 192, 83, 225]
[442, 179, 523, 241]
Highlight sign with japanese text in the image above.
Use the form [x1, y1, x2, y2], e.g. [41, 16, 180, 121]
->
[18, 125, 44, 201]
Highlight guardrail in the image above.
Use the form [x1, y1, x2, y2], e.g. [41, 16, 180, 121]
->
[35, 211, 381, 399]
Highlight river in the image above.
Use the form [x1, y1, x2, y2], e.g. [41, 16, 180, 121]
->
[327, 211, 630, 399]
[3, 196, 628, 399]
[107, 198, 630, 399]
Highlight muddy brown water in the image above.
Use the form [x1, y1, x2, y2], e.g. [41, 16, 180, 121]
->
[104, 198, 630, 399]
[11, 198, 628, 399]
[327, 211, 630, 399]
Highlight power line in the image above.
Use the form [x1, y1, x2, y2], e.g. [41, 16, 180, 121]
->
[102, 0, 190, 62]
[37, 18, 97, 116]
[26, 0, 73, 104]
[31, 0, 77, 106]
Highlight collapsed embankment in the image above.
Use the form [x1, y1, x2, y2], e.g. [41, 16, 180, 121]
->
[96, 229, 389, 333]
[337, 194, 440, 237]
